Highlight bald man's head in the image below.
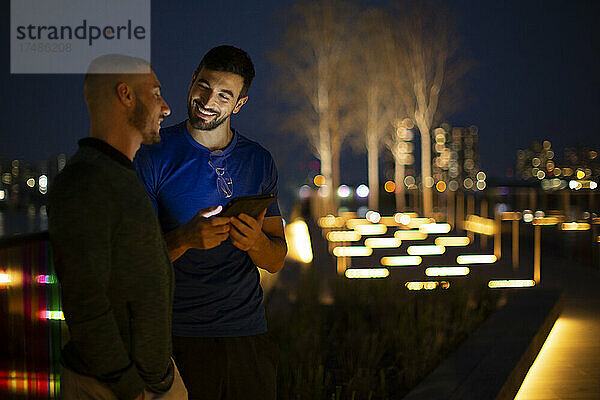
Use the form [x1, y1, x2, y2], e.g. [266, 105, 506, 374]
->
[84, 54, 151, 117]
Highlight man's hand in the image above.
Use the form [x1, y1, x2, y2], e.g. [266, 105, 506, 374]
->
[229, 209, 267, 251]
[183, 206, 231, 250]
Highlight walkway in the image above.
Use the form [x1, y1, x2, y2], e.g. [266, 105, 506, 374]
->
[514, 253, 600, 399]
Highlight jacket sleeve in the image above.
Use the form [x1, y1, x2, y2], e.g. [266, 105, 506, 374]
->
[48, 164, 145, 400]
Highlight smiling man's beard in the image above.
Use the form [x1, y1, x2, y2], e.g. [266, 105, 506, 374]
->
[129, 98, 161, 145]
[188, 101, 230, 131]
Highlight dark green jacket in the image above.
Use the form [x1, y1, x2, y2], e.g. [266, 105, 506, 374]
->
[48, 138, 174, 400]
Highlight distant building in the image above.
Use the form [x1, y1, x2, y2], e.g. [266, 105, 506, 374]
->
[432, 125, 485, 192]
[0, 154, 66, 211]
[516, 141, 598, 190]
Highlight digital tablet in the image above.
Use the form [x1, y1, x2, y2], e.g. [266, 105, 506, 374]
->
[219, 193, 277, 218]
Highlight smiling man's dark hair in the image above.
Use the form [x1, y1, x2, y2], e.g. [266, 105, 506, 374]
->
[195, 45, 255, 98]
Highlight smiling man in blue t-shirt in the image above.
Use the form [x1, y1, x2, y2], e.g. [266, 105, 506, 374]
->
[134, 46, 287, 400]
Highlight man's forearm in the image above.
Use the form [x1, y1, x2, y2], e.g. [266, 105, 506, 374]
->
[248, 232, 287, 273]
[164, 227, 190, 262]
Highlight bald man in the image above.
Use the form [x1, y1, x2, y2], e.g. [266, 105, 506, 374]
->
[48, 55, 187, 399]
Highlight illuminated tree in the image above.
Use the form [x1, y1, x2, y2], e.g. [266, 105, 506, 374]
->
[270, 1, 357, 214]
[391, 2, 464, 216]
[350, 9, 398, 211]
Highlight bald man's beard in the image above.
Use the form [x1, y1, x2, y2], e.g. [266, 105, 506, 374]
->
[129, 98, 161, 145]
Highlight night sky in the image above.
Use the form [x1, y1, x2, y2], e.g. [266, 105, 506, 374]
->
[1, 0, 599, 213]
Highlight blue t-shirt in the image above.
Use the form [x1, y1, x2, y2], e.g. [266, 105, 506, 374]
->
[134, 121, 281, 337]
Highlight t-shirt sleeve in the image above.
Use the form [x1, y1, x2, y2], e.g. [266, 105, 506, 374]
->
[261, 155, 281, 217]
[48, 164, 145, 400]
[133, 146, 159, 211]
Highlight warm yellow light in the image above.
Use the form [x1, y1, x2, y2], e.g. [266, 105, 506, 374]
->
[560, 222, 590, 231]
[394, 230, 427, 240]
[532, 217, 561, 225]
[488, 280, 536, 288]
[379, 216, 400, 226]
[394, 213, 412, 225]
[345, 268, 389, 279]
[313, 174, 326, 187]
[435, 236, 470, 246]
[284, 220, 314, 263]
[26, 178, 35, 187]
[0, 273, 10, 285]
[333, 246, 373, 257]
[318, 214, 345, 228]
[456, 254, 497, 264]
[407, 217, 435, 229]
[364, 237, 401, 248]
[464, 215, 495, 235]
[407, 245, 445, 255]
[576, 170, 585, 179]
[435, 181, 446, 192]
[425, 266, 470, 276]
[327, 231, 362, 242]
[365, 211, 381, 223]
[346, 218, 370, 229]
[419, 223, 451, 234]
[405, 281, 450, 291]
[354, 224, 387, 235]
[384, 180, 396, 193]
[381, 256, 422, 266]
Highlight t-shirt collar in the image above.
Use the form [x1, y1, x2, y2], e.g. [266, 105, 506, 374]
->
[78, 137, 135, 170]
[182, 120, 238, 157]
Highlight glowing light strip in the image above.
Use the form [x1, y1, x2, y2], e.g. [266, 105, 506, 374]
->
[406, 217, 435, 229]
[425, 267, 470, 276]
[345, 268, 389, 279]
[36, 275, 57, 284]
[394, 230, 427, 240]
[41, 310, 65, 320]
[381, 256, 422, 266]
[405, 281, 450, 291]
[532, 217, 561, 226]
[488, 280, 536, 288]
[364, 237, 401, 248]
[0, 273, 9, 285]
[419, 223, 451, 234]
[456, 254, 497, 264]
[346, 218, 370, 229]
[379, 216, 400, 226]
[435, 236, 470, 246]
[464, 215, 495, 235]
[354, 224, 387, 235]
[332, 246, 373, 257]
[407, 245, 445, 255]
[318, 215, 345, 228]
[285, 220, 314, 263]
[326, 231, 362, 242]
[560, 222, 590, 231]
[501, 211, 522, 221]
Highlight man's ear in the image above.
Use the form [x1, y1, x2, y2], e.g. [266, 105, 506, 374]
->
[115, 82, 134, 108]
[232, 96, 248, 114]
[189, 71, 198, 91]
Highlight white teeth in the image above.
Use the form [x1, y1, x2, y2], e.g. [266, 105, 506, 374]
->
[196, 104, 216, 115]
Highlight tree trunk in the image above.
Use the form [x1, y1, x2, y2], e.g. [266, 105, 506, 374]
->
[367, 136, 379, 211]
[317, 60, 333, 214]
[394, 152, 405, 211]
[417, 116, 433, 216]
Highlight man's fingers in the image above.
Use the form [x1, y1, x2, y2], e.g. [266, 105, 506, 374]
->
[257, 208, 267, 224]
[230, 217, 253, 235]
[210, 216, 231, 226]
